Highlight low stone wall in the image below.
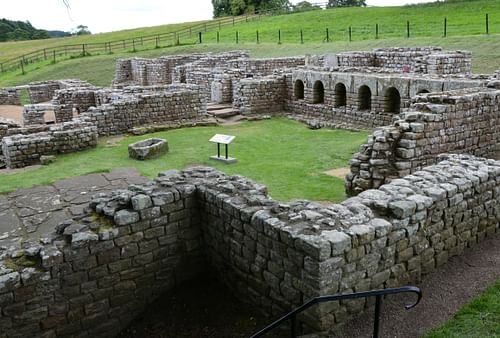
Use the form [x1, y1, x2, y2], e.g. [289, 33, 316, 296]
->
[0, 88, 21, 105]
[346, 87, 500, 195]
[227, 57, 305, 76]
[1, 119, 98, 168]
[0, 155, 498, 337]
[332, 47, 471, 75]
[233, 76, 287, 114]
[80, 85, 207, 136]
[52, 88, 99, 123]
[28, 80, 93, 104]
[22, 104, 54, 126]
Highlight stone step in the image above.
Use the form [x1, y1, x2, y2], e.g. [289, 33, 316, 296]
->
[211, 108, 239, 118]
[207, 103, 233, 112]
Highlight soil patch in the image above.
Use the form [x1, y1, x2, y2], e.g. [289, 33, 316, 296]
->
[0, 105, 23, 125]
[324, 167, 350, 179]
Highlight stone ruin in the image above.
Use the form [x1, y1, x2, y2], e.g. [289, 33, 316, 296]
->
[0, 47, 499, 337]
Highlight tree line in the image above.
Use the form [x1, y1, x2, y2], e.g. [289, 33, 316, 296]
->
[0, 19, 50, 42]
[212, 0, 366, 17]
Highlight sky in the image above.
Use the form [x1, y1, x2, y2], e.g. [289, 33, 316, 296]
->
[2, 0, 436, 34]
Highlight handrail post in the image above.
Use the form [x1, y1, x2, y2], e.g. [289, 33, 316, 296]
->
[373, 295, 382, 338]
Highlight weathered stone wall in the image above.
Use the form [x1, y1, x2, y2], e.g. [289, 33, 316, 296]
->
[233, 75, 287, 114]
[287, 69, 484, 130]
[52, 88, 99, 123]
[1, 119, 98, 168]
[113, 52, 249, 87]
[22, 104, 53, 126]
[28, 80, 93, 104]
[346, 87, 500, 195]
[0, 88, 21, 105]
[226, 57, 305, 76]
[80, 85, 207, 136]
[331, 47, 471, 75]
[0, 155, 498, 337]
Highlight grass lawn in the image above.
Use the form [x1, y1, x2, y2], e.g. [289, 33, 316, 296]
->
[426, 280, 500, 338]
[0, 118, 368, 202]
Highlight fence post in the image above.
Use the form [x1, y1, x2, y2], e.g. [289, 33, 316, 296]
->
[300, 29, 303, 44]
[199, 32, 202, 44]
[486, 14, 489, 34]
[278, 29, 281, 44]
[375, 23, 379, 39]
[20, 60, 25, 75]
[444, 17, 447, 37]
[217, 31, 220, 43]
[109, 42, 112, 53]
[156, 36, 159, 48]
[0, 63, 3, 73]
[43, 49, 47, 60]
[326, 28, 329, 42]
[407, 20, 410, 38]
[53, 50, 56, 63]
[82, 44, 86, 56]
[236, 31, 239, 44]
[256, 30, 259, 44]
[349, 26, 352, 42]
[132, 39, 136, 51]
[233, 17, 235, 26]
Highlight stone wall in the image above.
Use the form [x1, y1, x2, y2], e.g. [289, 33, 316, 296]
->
[0, 155, 498, 337]
[331, 47, 471, 75]
[0, 88, 21, 105]
[1, 119, 98, 168]
[226, 57, 305, 76]
[28, 80, 93, 104]
[22, 104, 53, 126]
[113, 52, 249, 87]
[233, 75, 287, 114]
[346, 87, 500, 195]
[52, 88, 99, 123]
[80, 85, 207, 136]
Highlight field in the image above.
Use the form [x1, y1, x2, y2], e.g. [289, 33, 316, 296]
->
[0, 118, 368, 202]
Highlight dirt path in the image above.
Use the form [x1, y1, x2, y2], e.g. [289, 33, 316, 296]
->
[324, 167, 350, 179]
[331, 235, 500, 338]
[0, 105, 23, 125]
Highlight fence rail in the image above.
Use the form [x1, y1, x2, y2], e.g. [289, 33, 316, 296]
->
[0, 3, 329, 75]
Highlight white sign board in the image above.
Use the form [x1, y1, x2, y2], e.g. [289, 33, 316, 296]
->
[209, 134, 235, 145]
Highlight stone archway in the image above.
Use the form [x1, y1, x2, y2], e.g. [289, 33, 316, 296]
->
[313, 80, 325, 104]
[294, 79, 305, 100]
[358, 85, 371, 110]
[334, 83, 347, 107]
[384, 87, 401, 114]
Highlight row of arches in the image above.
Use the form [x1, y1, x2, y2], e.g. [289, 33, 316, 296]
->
[293, 79, 422, 114]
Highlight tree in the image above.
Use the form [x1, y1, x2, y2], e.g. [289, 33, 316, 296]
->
[212, 0, 291, 18]
[327, 0, 366, 7]
[72, 25, 91, 35]
[293, 1, 322, 12]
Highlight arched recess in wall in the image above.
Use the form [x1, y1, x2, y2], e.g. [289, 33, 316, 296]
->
[384, 87, 401, 114]
[294, 80, 305, 100]
[334, 83, 347, 107]
[313, 80, 325, 104]
[358, 85, 371, 110]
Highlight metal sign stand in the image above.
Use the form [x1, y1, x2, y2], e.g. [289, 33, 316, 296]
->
[209, 134, 237, 164]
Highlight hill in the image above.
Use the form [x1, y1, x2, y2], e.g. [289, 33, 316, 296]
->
[0, 18, 49, 42]
[1, 0, 500, 86]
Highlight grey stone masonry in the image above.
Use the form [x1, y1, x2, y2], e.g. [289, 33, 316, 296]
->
[0, 155, 498, 337]
[331, 47, 472, 75]
[233, 75, 287, 114]
[1, 118, 97, 168]
[28, 80, 93, 104]
[23, 104, 54, 126]
[80, 84, 208, 136]
[346, 87, 500, 195]
[52, 87, 99, 123]
[0, 87, 21, 105]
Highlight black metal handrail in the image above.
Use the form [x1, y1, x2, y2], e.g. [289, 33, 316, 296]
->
[250, 285, 422, 338]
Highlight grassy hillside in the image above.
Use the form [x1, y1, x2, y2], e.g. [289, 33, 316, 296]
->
[0, 20, 208, 63]
[1, 34, 500, 88]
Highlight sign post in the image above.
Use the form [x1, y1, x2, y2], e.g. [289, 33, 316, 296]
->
[209, 134, 237, 164]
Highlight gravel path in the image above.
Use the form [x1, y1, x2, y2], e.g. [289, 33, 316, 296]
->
[331, 235, 500, 338]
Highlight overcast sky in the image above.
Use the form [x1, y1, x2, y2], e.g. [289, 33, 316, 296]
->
[2, 0, 436, 34]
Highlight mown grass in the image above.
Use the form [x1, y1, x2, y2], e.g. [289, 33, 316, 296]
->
[426, 280, 500, 338]
[0, 118, 368, 202]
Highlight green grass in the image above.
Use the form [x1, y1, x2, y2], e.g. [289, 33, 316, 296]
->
[2, 0, 500, 81]
[0, 118, 368, 202]
[2, 33, 500, 88]
[426, 280, 500, 338]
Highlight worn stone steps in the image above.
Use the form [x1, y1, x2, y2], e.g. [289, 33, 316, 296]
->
[207, 103, 239, 118]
